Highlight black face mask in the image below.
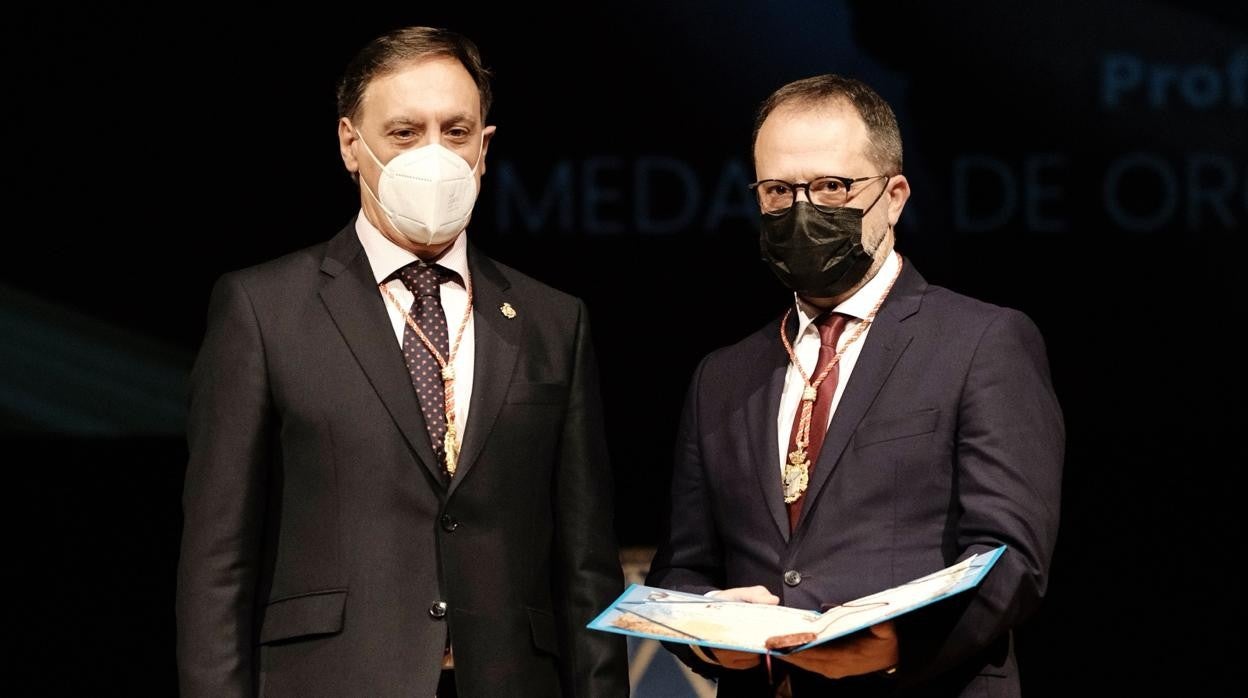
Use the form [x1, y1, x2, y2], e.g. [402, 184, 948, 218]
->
[759, 190, 886, 298]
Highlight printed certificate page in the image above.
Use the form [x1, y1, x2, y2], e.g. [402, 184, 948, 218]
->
[588, 545, 1006, 654]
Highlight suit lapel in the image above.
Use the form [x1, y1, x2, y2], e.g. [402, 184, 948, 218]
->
[447, 248, 519, 499]
[317, 224, 444, 484]
[746, 314, 796, 543]
[793, 261, 925, 532]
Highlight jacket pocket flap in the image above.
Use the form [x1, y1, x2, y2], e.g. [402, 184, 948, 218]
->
[505, 382, 568, 405]
[259, 589, 347, 644]
[854, 409, 939, 449]
[526, 606, 560, 657]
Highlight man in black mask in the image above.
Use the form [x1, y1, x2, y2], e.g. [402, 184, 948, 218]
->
[647, 75, 1064, 696]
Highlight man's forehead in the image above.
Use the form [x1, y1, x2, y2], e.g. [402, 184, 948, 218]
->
[358, 57, 482, 120]
[755, 104, 869, 174]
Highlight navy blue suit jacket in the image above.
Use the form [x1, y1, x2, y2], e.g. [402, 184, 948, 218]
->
[647, 259, 1064, 697]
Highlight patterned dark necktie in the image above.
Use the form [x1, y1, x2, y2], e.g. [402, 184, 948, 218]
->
[395, 262, 455, 472]
[784, 311, 850, 533]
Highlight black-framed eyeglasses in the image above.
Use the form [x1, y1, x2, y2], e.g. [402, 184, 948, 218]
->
[747, 174, 891, 214]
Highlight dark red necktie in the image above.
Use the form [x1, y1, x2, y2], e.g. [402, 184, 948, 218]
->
[784, 311, 850, 533]
[395, 262, 455, 471]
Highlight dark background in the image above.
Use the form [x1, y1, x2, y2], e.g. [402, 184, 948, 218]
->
[4, 1, 1244, 694]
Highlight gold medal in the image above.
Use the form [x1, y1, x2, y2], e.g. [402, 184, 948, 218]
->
[783, 450, 810, 503]
[444, 422, 459, 476]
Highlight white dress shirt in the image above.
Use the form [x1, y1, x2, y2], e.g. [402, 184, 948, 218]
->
[356, 213, 475, 446]
[776, 250, 901, 474]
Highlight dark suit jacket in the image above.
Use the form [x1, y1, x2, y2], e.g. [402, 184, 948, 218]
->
[647, 260, 1063, 697]
[176, 222, 629, 697]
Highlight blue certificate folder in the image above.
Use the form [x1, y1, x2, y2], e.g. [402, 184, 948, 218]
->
[589, 545, 1005, 654]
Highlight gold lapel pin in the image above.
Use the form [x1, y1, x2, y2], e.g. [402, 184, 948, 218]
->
[500, 302, 516, 319]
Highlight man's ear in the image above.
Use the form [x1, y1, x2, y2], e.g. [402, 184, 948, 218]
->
[478, 125, 497, 176]
[338, 118, 360, 175]
[885, 174, 910, 227]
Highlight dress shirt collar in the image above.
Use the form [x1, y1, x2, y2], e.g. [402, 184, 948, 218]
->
[355, 211, 471, 285]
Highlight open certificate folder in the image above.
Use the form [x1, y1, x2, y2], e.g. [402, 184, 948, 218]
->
[589, 545, 1005, 654]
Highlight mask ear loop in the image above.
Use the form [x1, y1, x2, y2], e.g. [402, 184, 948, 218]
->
[350, 126, 398, 223]
[856, 175, 893, 258]
[469, 130, 486, 173]
[859, 174, 892, 216]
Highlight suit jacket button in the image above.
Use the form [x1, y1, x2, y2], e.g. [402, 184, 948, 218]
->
[783, 570, 802, 587]
[440, 514, 459, 532]
[429, 601, 448, 619]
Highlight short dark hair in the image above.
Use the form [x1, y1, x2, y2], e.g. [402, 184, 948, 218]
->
[336, 26, 493, 122]
[752, 74, 902, 174]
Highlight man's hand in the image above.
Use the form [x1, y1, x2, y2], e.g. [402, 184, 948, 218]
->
[691, 586, 780, 670]
[772, 621, 898, 679]
[709, 585, 780, 604]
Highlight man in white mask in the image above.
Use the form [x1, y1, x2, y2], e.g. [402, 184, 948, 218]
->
[177, 26, 628, 698]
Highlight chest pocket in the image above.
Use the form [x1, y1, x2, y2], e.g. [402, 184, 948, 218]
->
[853, 408, 939, 449]
[504, 381, 568, 405]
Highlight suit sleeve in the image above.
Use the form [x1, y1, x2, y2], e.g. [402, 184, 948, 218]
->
[551, 300, 630, 696]
[645, 355, 731, 679]
[176, 273, 271, 697]
[896, 308, 1064, 687]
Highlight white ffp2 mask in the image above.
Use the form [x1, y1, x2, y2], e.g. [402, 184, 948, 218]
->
[355, 131, 483, 246]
